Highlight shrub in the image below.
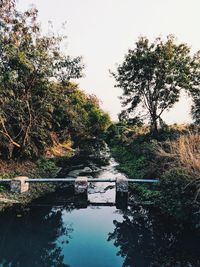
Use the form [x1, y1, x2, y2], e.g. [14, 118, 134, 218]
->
[111, 145, 148, 178]
[35, 158, 58, 177]
[158, 168, 200, 228]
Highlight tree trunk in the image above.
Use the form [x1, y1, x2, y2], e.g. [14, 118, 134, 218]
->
[151, 117, 159, 138]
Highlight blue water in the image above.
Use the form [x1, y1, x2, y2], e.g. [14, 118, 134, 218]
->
[59, 207, 123, 267]
[0, 158, 200, 267]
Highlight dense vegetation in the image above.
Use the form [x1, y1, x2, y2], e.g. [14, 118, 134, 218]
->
[0, 0, 110, 160]
[107, 122, 200, 229]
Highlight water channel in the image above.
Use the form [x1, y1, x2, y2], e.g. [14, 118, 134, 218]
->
[0, 153, 200, 267]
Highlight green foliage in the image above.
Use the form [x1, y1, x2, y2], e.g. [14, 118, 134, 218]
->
[110, 138, 162, 203]
[0, 171, 18, 191]
[192, 99, 200, 124]
[57, 85, 111, 143]
[111, 35, 194, 136]
[158, 168, 200, 228]
[187, 51, 200, 124]
[0, 2, 110, 159]
[0, 171, 19, 179]
[0, 185, 6, 192]
[190, 87, 200, 124]
[109, 123, 200, 228]
[130, 183, 160, 202]
[34, 158, 58, 177]
[111, 144, 149, 179]
[0, 5, 83, 158]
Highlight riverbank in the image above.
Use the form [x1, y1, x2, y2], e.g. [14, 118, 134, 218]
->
[0, 140, 110, 211]
[0, 157, 65, 211]
[107, 123, 200, 230]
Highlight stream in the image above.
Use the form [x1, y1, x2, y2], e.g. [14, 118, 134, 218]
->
[0, 148, 200, 267]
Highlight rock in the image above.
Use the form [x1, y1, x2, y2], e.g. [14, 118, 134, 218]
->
[68, 170, 82, 177]
[0, 198, 19, 204]
[67, 167, 93, 177]
[70, 164, 84, 170]
[82, 167, 93, 173]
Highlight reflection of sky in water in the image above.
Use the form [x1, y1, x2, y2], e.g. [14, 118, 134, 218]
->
[57, 158, 125, 267]
[59, 207, 124, 267]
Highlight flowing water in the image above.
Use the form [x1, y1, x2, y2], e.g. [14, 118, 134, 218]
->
[0, 155, 200, 267]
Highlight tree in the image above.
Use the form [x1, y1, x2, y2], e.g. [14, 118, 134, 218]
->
[191, 92, 200, 124]
[189, 52, 200, 124]
[0, 0, 110, 159]
[0, 5, 84, 158]
[0, 0, 15, 21]
[111, 35, 193, 136]
[50, 82, 111, 144]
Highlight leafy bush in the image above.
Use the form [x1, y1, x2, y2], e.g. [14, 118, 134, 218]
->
[34, 158, 58, 177]
[111, 145, 149, 179]
[0, 185, 6, 192]
[158, 168, 200, 228]
[130, 183, 160, 203]
[0, 172, 18, 191]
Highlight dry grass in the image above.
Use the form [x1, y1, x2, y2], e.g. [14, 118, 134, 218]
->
[46, 140, 75, 157]
[45, 133, 75, 157]
[167, 123, 190, 132]
[157, 133, 200, 200]
[158, 133, 200, 175]
[0, 160, 36, 177]
[170, 133, 200, 174]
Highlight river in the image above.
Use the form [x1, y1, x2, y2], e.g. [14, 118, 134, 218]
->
[0, 154, 200, 267]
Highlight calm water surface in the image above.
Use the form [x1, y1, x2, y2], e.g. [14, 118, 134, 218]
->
[0, 158, 200, 267]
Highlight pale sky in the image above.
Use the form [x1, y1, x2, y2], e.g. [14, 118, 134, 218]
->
[17, 0, 200, 123]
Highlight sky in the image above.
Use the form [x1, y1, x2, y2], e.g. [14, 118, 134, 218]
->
[17, 0, 200, 123]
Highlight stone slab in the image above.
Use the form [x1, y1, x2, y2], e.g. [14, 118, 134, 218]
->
[116, 176, 128, 193]
[10, 176, 29, 194]
[74, 176, 88, 195]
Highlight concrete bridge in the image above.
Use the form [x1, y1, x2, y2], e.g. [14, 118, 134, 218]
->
[0, 176, 159, 207]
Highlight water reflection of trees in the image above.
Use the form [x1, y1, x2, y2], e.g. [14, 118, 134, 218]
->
[0, 203, 74, 267]
[108, 206, 200, 267]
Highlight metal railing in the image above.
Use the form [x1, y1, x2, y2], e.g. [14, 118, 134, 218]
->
[0, 177, 159, 183]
